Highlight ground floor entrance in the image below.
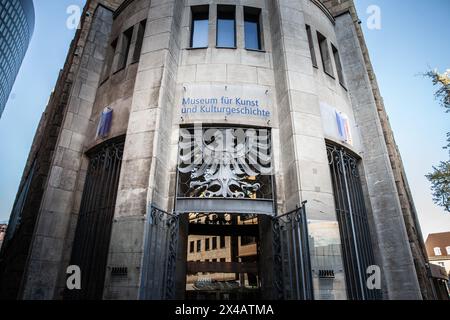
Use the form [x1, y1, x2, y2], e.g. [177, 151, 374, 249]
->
[185, 213, 261, 300]
[139, 204, 313, 300]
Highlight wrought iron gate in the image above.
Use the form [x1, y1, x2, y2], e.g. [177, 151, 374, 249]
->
[140, 206, 179, 300]
[272, 203, 314, 300]
[327, 143, 380, 300]
[65, 136, 124, 300]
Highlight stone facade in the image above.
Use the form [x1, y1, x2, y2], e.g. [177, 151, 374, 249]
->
[0, 0, 438, 300]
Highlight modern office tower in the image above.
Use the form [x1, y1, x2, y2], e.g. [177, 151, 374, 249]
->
[0, 0, 34, 117]
[0, 0, 440, 300]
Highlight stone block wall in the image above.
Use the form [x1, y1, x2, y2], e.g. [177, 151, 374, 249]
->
[103, 0, 185, 300]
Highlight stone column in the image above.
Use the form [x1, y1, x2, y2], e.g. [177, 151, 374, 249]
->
[268, 0, 347, 299]
[103, 0, 184, 300]
[334, 12, 422, 300]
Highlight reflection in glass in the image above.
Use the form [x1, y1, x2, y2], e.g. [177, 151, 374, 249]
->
[244, 8, 261, 50]
[191, 6, 209, 48]
[217, 6, 236, 48]
[308, 220, 347, 300]
[192, 19, 209, 48]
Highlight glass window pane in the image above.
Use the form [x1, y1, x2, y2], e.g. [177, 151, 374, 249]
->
[217, 18, 235, 47]
[244, 8, 261, 50]
[245, 20, 260, 50]
[192, 19, 208, 48]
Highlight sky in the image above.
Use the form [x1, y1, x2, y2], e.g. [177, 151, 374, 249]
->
[353, 0, 450, 239]
[0, 0, 449, 238]
[0, 0, 85, 223]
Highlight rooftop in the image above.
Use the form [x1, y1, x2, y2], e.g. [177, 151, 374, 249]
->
[425, 232, 450, 259]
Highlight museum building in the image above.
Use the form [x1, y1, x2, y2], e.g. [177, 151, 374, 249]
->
[0, 0, 439, 300]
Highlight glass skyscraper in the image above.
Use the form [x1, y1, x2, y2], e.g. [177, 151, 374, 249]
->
[0, 0, 34, 118]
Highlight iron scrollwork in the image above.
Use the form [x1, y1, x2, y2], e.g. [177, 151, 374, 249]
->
[177, 126, 273, 200]
[326, 143, 380, 300]
[271, 203, 313, 300]
[141, 206, 180, 300]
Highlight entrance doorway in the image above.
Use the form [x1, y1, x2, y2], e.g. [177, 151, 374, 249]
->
[138, 204, 313, 300]
[185, 213, 261, 300]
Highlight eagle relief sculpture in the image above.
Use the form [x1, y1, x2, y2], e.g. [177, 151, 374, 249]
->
[178, 127, 272, 199]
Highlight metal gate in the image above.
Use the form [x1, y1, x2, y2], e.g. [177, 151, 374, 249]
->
[139, 204, 313, 300]
[327, 143, 380, 300]
[140, 206, 179, 300]
[271, 202, 314, 300]
[65, 136, 124, 300]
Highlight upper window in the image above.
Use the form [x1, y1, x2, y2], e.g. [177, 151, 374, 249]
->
[317, 31, 334, 77]
[446, 246, 450, 255]
[305, 25, 317, 67]
[434, 247, 442, 256]
[332, 43, 345, 86]
[190, 5, 209, 48]
[132, 20, 147, 63]
[101, 38, 117, 82]
[116, 27, 133, 71]
[244, 7, 262, 50]
[217, 5, 236, 48]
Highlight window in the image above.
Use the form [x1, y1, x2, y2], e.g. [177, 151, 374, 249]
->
[438, 262, 445, 267]
[220, 258, 226, 262]
[317, 31, 333, 76]
[205, 238, 210, 251]
[220, 236, 226, 248]
[189, 241, 195, 253]
[332, 44, 345, 86]
[244, 7, 262, 50]
[446, 246, 450, 255]
[217, 5, 236, 48]
[132, 20, 147, 63]
[197, 240, 201, 252]
[212, 237, 217, 250]
[101, 38, 117, 81]
[434, 247, 442, 256]
[190, 5, 209, 48]
[305, 25, 317, 67]
[117, 27, 133, 71]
